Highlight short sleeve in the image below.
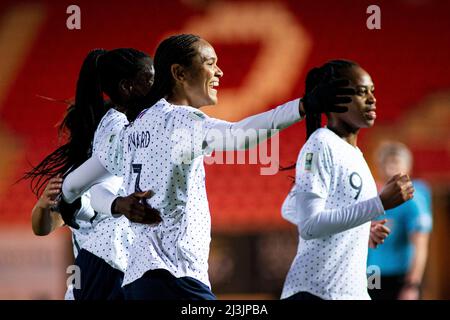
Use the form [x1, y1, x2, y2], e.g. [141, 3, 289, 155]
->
[93, 109, 128, 176]
[95, 128, 126, 176]
[294, 134, 332, 199]
[92, 108, 128, 153]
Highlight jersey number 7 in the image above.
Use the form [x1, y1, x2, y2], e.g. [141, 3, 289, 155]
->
[132, 163, 143, 193]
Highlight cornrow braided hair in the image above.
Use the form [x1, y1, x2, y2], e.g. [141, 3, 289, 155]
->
[128, 34, 201, 122]
[305, 59, 359, 140]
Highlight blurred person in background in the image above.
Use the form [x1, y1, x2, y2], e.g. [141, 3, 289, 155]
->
[368, 141, 433, 300]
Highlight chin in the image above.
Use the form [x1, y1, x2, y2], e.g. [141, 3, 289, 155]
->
[364, 120, 375, 127]
[208, 96, 218, 106]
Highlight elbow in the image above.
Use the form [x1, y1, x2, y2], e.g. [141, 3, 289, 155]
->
[299, 230, 314, 240]
[34, 231, 50, 236]
[298, 220, 318, 240]
[32, 225, 50, 236]
[62, 177, 81, 203]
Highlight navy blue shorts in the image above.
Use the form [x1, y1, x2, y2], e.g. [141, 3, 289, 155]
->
[123, 269, 216, 300]
[72, 249, 124, 300]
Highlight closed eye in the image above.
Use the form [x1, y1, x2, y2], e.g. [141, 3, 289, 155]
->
[357, 90, 367, 96]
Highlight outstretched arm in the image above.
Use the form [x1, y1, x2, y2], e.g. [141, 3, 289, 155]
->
[205, 99, 303, 151]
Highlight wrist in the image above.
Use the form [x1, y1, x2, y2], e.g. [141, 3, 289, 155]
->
[36, 200, 48, 210]
[378, 194, 388, 210]
[299, 99, 306, 118]
[111, 196, 124, 217]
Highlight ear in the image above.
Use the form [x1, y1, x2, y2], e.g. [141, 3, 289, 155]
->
[118, 79, 132, 97]
[170, 64, 186, 83]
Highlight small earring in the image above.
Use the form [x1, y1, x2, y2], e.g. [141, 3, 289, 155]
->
[129, 86, 133, 91]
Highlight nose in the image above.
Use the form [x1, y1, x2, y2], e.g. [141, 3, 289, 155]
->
[215, 65, 223, 78]
[368, 91, 376, 104]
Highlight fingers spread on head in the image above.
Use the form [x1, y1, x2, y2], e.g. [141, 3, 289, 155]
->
[331, 79, 350, 88]
[334, 96, 353, 104]
[335, 87, 356, 96]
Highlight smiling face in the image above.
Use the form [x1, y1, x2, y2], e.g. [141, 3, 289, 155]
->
[182, 39, 223, 108]
[328, 66, 377, 131]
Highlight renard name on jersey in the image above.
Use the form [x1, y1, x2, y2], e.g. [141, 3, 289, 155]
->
[128, 130, 151, 151]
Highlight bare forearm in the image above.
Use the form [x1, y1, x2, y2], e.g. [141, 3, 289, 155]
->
[31, 204, 63, 236]
[405, 233, 430, 284]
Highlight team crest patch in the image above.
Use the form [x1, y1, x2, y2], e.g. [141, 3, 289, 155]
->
[305, 153, 313, 171]
[188, 111, 206, 121]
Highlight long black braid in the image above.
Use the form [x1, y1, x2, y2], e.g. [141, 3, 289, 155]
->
[127, 34, 201, 121]
[23, 48, 151, 197]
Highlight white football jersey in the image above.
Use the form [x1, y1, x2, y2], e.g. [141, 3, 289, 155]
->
[80, 108, 132, 272]
[96, 98, 302, 288]
[64, 108, 128, 300]
[69, 192, 98, 258]
[281, 128, 383, 300]
[107, 99, 227, 288]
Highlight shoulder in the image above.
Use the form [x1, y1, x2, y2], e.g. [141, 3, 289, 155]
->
[300, 128, 334, 160]
[305, 128, 334, 149]
[296, 129, 335, 175]
[99, 108, 128, 129]
[138, 99, 207, 123]
[161, 104, 211, 132]
[172, 105, 208, 122]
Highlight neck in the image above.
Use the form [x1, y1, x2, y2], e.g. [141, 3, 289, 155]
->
[326, 120, 359, 147]
[114, 104, 126, 113]
[167, 88, 200, 109]
[167, 96, 190, 107]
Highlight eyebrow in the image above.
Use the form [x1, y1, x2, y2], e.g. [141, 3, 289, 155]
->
[201, 56, 217, 63]
[355, 85, 374, 89]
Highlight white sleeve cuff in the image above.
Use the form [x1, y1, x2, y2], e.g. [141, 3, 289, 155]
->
[89, 183, 118, 216]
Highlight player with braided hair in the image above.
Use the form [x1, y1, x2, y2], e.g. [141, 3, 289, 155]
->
[25, 48, 160, 299]
[60, 35, 356, 299]
[281, 60, 414, 300]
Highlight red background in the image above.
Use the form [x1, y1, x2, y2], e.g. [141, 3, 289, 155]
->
[0, 0, 449, 232]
